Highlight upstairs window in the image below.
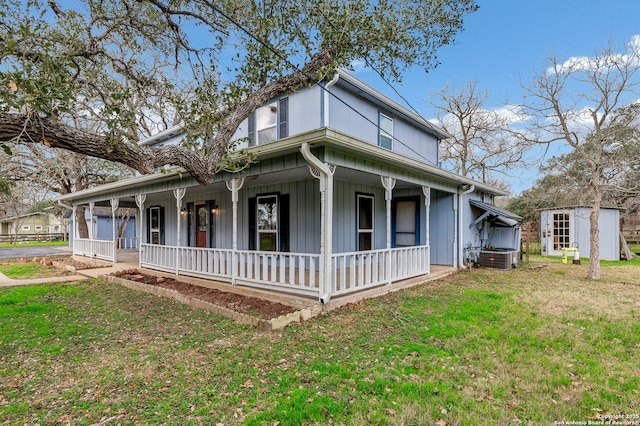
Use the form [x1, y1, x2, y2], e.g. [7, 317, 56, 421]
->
[249, 98, 289, 146]
[257, 102, 278, 144]
[379, 113, 393, 149]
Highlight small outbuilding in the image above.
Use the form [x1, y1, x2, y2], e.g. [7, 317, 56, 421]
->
[540, 206, 622, 261]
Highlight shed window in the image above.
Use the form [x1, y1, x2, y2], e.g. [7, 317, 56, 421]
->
[22, 225, 30, 231]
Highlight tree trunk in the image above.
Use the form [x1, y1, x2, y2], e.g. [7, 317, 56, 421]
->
[587, 172, 602, 279]
[76, 206, 89, 239]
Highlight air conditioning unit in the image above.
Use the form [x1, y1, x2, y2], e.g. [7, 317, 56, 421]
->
[478, 250, 520, 270]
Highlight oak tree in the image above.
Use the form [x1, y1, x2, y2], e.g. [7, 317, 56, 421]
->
[1, 0, 478, 184]
[520, 43, 640, 278]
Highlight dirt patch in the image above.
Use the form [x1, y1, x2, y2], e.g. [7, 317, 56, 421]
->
[113, 269, 299, 320]
[58, 257, 108, 270]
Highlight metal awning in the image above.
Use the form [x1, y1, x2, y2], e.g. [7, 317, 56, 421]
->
[469, 200, 522, 228]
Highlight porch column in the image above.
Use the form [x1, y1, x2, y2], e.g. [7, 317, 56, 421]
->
[173, 188, 186, 275]
[110, 198, 119, 262]
[226, 177, 245, 285]
[301, 143, 335, 303]
[89, 202, 95, 239]
[72, 205, 77, 243]
[453, 193, 458, 268]
[422, 186, 431, 274]
[381, 176, 396, 285]
[135, 194, 146, 268]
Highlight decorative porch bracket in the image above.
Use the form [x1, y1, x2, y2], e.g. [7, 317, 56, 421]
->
[381, 176, 396, 285]
[135, 194, 147, 269]
[225, 177, 245, 285]
[173, 188, 186, 274]
[110, 198, 119, 262]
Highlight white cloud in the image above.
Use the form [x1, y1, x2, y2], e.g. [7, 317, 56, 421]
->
[547, 34, 640, 74]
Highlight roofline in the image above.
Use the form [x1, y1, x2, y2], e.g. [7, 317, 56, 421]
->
[536, 205, 625, 212]
[0, 211, 53, 222]
[59, 128, 508, 203]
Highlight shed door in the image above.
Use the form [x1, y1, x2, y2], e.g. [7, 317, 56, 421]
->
[546, 210, 573, 256]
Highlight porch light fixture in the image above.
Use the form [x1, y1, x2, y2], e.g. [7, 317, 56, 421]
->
[180, 207, 187, 215]
[211, 204, 218, 214]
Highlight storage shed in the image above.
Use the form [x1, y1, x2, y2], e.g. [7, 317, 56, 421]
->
[540, 206, 622, 261]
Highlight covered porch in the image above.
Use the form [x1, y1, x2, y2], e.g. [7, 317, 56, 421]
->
[61, 132, 462, 302]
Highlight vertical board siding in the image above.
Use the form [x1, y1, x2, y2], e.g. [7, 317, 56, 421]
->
[429, 190, 455, 265]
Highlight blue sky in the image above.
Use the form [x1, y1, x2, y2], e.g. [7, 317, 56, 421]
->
[355, 0, 640, 194]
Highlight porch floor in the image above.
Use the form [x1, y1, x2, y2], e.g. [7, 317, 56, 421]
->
[74, 250, 457, 312]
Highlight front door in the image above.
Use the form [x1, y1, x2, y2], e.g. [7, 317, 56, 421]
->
[393, 197, 419, 247]
[195, 203, 208, 248]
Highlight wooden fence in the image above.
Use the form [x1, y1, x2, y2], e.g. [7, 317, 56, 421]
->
[0, 233, 66, 244]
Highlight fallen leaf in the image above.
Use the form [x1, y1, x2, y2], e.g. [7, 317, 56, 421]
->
[435, 420, 448, 426]
[385, 408, 397, 415]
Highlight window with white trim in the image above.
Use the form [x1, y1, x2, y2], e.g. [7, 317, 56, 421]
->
[257, 195, 278, 251]
[149, 207, 161, 244]
[357, 194, 374, 251]
[256, 102, 278, 144]
[22, 225, 30, 231]
[248, 98, 288, 146]
[35, 226, 43, 231]
[379, 113, 393, 149]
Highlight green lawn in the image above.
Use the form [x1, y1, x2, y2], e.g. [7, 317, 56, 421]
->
[0, 262, 64, 279]
[1, 260, 639, 424]
[0, 240, 68, 249]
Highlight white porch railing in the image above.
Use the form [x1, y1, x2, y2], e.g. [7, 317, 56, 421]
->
[140, 244, 321, 297]
[74, 238, 115, 262]
[118, 237, 138, 250]
[140, 243, 177, 272]
[331, 245, 430, 296]
[235, 250, 320, 296]
[139, 243, 429, 299]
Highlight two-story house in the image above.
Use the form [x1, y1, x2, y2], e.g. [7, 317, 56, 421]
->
[58, 70, 521, 303]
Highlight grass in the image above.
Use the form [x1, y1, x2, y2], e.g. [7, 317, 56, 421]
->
[1, 260, 639, 425]
[0, 240, 68, 249]
[0, 262, 65, 279]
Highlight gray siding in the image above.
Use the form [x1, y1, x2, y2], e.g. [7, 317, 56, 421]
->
[332, 179, 386, 253]
[327, 85, 439, 165]
[289, 85, 322, 135]
[393, 119, 439, 165]
[430, 189, 455, 265]
[328, 86, 379, 145]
